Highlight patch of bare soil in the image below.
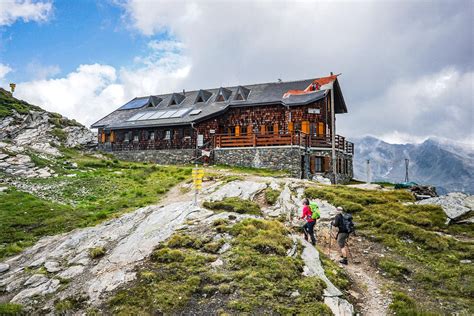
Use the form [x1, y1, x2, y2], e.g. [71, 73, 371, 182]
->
[317, 228, 392, 316]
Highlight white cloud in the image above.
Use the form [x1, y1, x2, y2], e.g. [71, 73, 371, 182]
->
[14, 41, 190, 127]
[0, 63, 12, 79]
[8, 0, 474, 143]
[119, 0, 472, 142]
[15, 64, 123, 126]
[340, 67, 474, 143]
[0, 0, 53, 26]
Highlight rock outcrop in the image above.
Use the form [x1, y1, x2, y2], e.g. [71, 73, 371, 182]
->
[417, 192, 473, 223]
[0, 90, 96, 180]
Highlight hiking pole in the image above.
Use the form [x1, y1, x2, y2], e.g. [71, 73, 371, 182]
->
[328, 223, 332, 253]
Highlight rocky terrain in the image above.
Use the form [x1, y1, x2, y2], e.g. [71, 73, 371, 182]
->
[0, 88, 95, 181]
[0, 177, 354, 315]
[352, 136, 474, 194]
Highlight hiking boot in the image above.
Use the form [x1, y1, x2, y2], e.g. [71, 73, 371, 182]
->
[339, 258, 348, 265]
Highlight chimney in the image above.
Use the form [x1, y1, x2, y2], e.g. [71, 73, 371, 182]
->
[330, 72, 333, 76]
[183, 89, 185, 96]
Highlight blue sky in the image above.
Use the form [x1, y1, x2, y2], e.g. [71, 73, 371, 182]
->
[1, 0, 164, 82]
[0, 0, 472, 144]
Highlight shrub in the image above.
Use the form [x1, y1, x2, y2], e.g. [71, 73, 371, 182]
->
[264, 188, 281, 205]
[0, 303, 23, 315]
[166, 234, 203, 249]
[88, 246, 106, 259]
[151, 247, 185, 263]
[203, 197, 261, 215]
[218, 283, 233, 294]
[203, 239, 225, 254]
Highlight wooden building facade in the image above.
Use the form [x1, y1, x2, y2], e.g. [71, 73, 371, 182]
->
[92, 75, 354, 182]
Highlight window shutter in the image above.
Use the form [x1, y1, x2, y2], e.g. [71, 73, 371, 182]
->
[318, 122, 324, 136]
[260, 125, 266, 135]
[235, 125, 240, 136]
[302, 121, 310, 134]
[273, 123, 279, 134]
[288, 122, 294, 133]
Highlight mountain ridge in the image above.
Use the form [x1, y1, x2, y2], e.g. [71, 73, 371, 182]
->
[351, 136, 474, 194]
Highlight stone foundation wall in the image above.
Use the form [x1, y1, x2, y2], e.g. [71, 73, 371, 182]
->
[213, 147, 303, 177]
[111, 146, 354, 184]
[113, 149, 197, 165]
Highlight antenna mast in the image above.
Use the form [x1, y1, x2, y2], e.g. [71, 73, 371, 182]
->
[366, 159, 371, 184]
[404, 158, 409, 182]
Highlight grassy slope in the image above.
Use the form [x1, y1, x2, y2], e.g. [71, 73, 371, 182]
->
[0, 88, 81, 128]
[106, 218, 331, 315]
[0, 150, 191, 259]
[305, 185, 474, 315]
[0, 88, 42, 118]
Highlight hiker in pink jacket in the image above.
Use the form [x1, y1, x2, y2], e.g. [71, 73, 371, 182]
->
[301, 198, 316, 245]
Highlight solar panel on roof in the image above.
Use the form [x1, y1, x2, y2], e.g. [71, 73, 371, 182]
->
[137, 111, 156, 120]
[119, 98, 149, 110]
[160, 110, 178, 119]
[170, 109, 191, 118]
[127, 112, 147, 121]
[149, 111, 166, 120]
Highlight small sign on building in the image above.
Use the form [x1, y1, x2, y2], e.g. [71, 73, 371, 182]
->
[308, 108, 320, 114]
[197, 134, 204, 147]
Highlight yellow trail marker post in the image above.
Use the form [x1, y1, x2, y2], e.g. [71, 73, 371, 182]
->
[192, 166, 204, 206]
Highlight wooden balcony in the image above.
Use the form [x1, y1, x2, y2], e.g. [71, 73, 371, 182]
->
[101, 133, 354, 155]
[214, 133, 354, 155]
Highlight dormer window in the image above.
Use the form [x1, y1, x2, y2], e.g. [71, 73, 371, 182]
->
[168, 93, 185, 106]
[215, 87, 231, 102]
[195, 89, 212, 103]
[149, 96, 163, 107]
[234, 86, 250, 101]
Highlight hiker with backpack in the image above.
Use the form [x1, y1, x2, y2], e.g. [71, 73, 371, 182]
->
[331, 206, 355, 265]
[301, 198, 320, 246]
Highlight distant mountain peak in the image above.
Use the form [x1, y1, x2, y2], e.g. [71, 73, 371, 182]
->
[352, 136, 473, 194]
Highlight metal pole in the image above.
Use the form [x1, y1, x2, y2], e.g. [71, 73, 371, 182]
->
[366, 159, 371, 184]
[330, 83, 336, 184]
[404, 158, 409, 182]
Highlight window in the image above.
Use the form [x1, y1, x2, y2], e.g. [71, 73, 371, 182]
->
[164, 130, 171, 140]
[315, 157, 324, 172]
[133, 134, 139, 142]
[149, 132, 155, 140]
[124, 132, 130, 142]
[215, 87, 232, 102]
[195, 90, 212, 103]
[234, 86, 250, 101]
[267, 124, 274, 134]
[241, 126, 248, 135]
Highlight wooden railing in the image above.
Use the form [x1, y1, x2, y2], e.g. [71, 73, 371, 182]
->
[102, 133, 354, 155]
[214, 133, 354, 155]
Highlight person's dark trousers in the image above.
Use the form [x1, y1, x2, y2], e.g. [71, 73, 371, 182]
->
[303, 221, 317, 245]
